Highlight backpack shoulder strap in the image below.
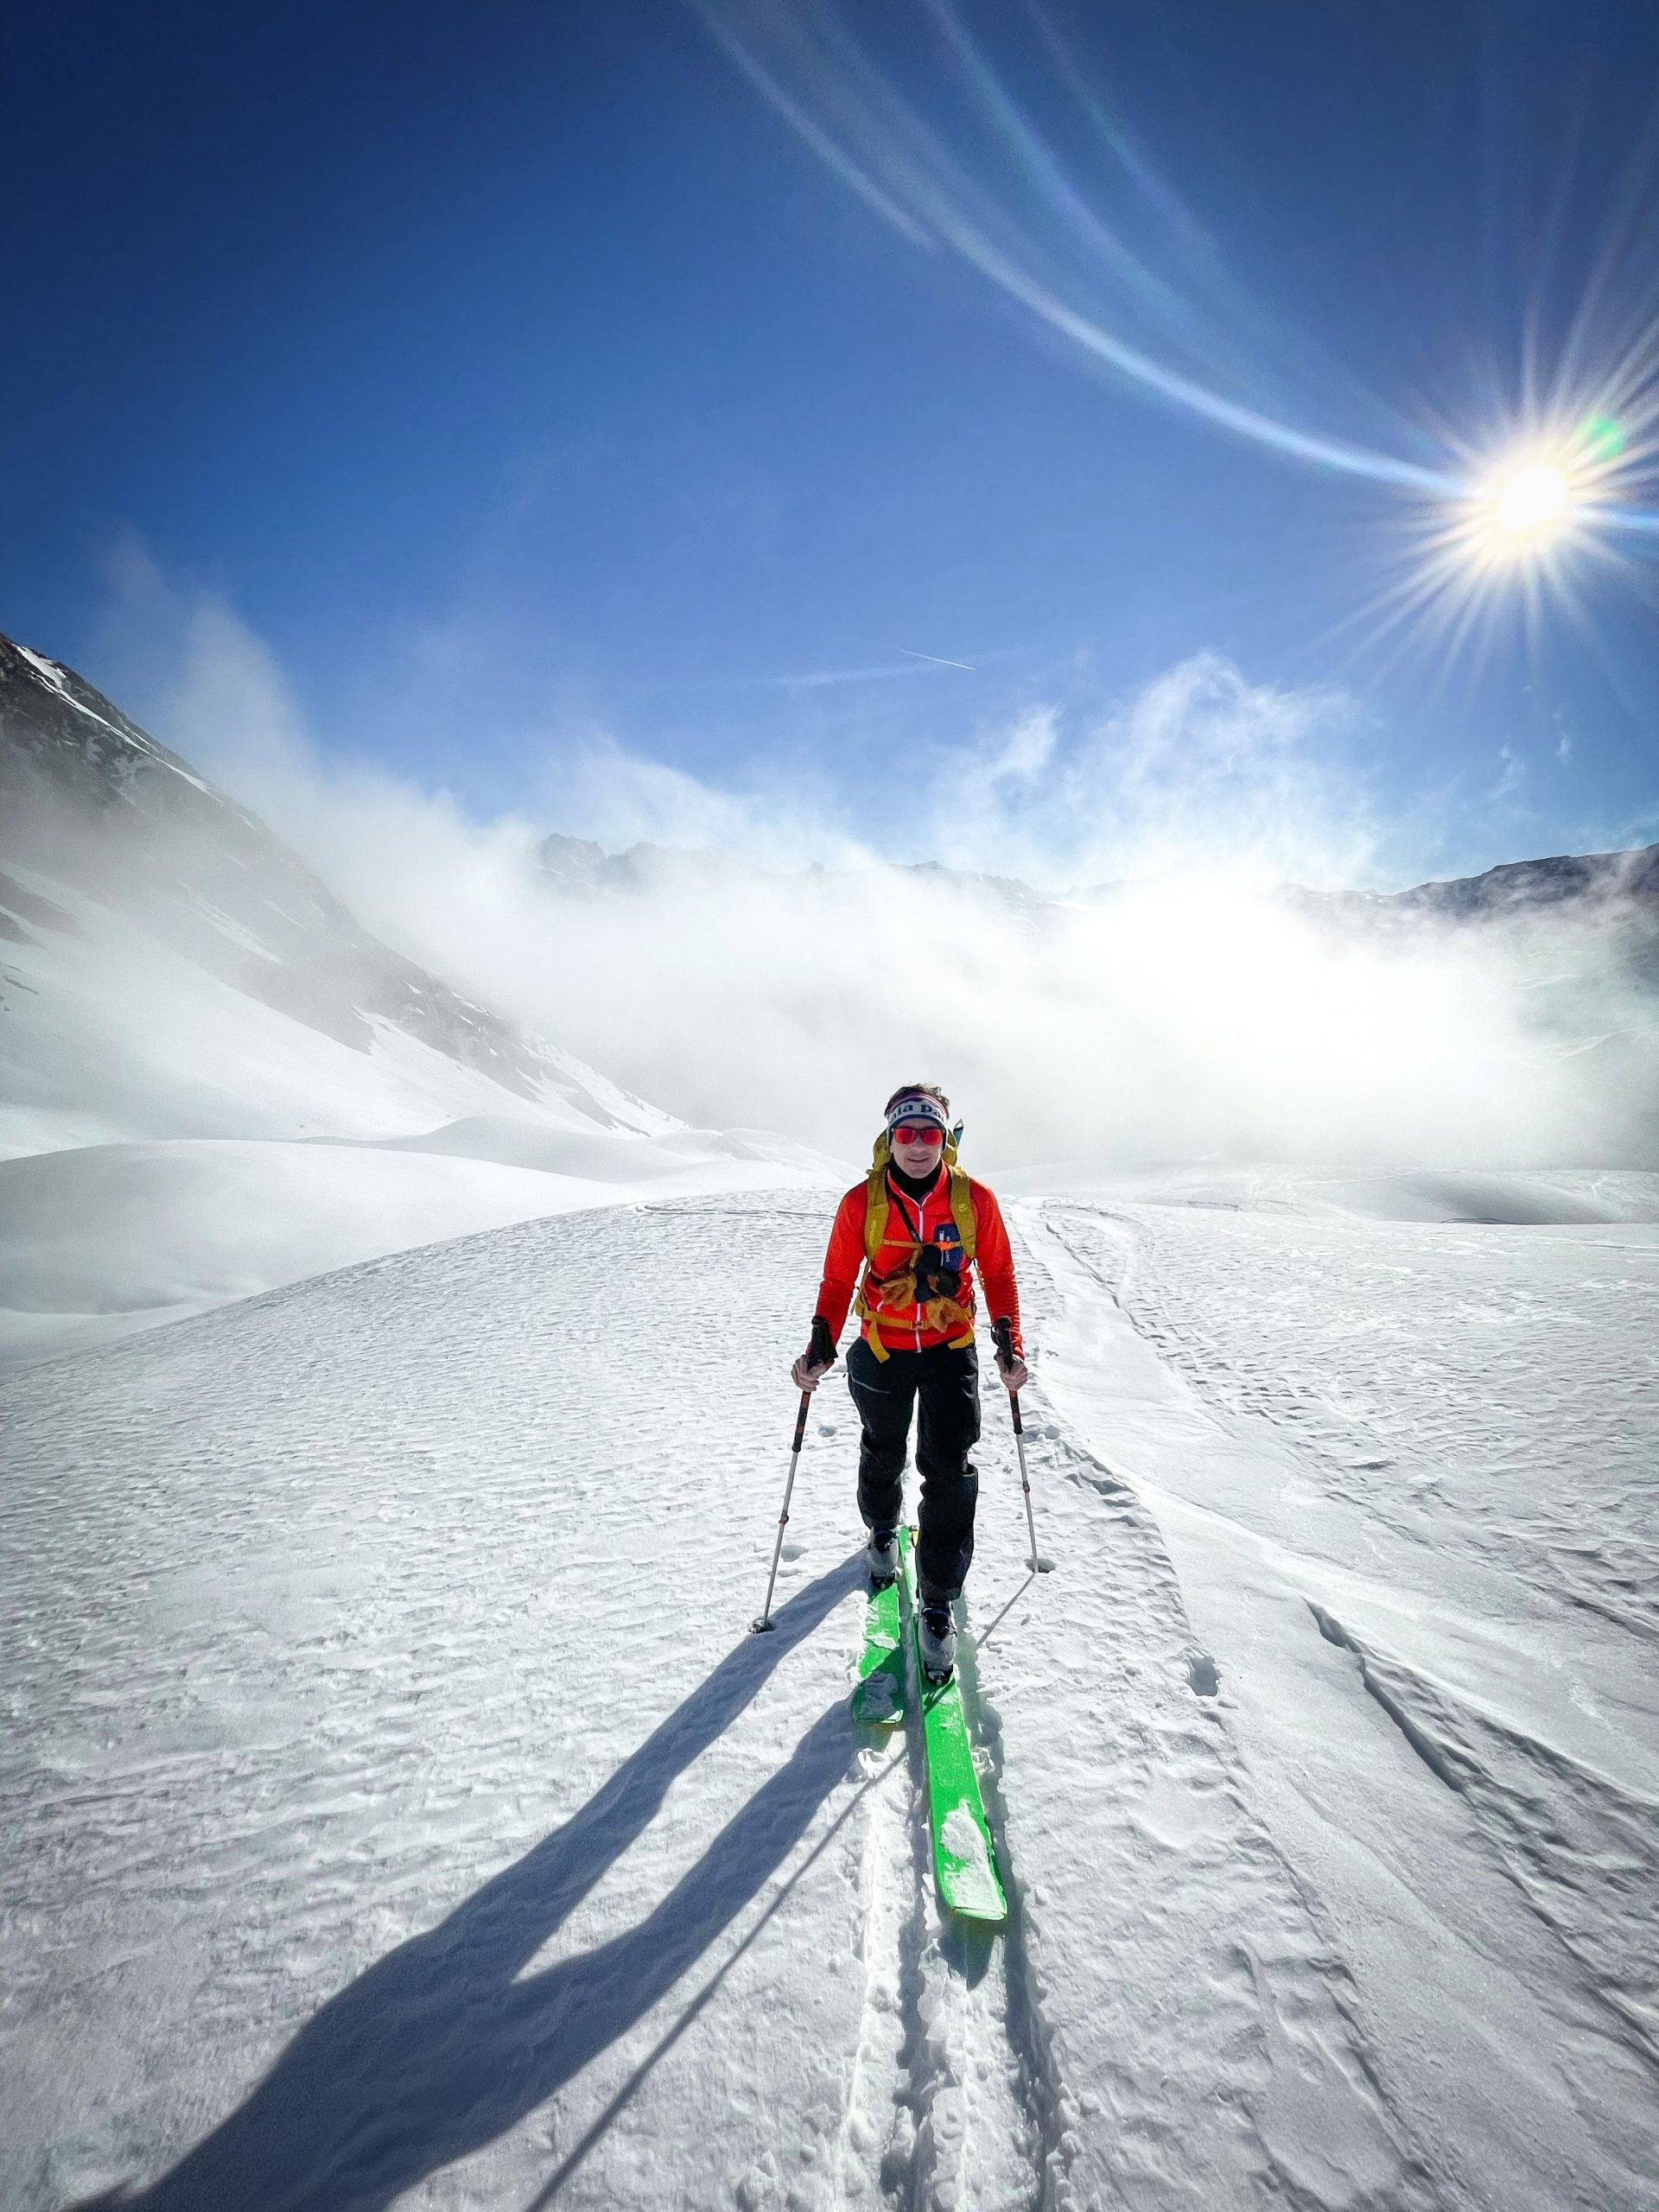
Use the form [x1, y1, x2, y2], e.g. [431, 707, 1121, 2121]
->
[856, 1133, 896, 1360]
[863, 1162, 889, 1268]
[862, 1130, 892, 1267]
[947, 1164, 976, 1260]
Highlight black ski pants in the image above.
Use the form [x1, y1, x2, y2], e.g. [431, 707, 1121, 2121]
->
[847, 1336, 980, 1604]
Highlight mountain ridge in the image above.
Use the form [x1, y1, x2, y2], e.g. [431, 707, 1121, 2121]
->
[539, 824, 1659, 928]
[0, 632, 667, 1147]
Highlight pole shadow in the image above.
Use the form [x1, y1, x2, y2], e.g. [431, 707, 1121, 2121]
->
[83, 1559, 861, 2212]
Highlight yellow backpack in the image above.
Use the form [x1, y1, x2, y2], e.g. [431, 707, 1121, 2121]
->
[855, 1125, 978, 1361]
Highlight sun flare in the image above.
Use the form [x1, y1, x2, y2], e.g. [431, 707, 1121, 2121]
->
[1489, 459, 1573, 542]
[1459, 443, 1598, 569]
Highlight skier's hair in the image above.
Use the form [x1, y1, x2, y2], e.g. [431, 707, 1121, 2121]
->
[883, 1082, 950, 1119]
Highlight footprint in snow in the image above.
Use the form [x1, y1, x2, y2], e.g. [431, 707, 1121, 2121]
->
[1186, 1653, 1221, 1699]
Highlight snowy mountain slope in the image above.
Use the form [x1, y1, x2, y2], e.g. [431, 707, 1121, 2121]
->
[1332, 838, 1659, 929]
[356, 1112, 848, 1184]
[0, 857, 658, 1161]
[6, 1178, 1654, 2209]
[0, 634, 848, 1364]
[0, 631, 668, 1153]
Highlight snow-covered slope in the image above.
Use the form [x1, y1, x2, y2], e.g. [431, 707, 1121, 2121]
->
[0, 633, 851, 1363]
[4, 1173, 1654, 2209]
[0, 632, 666, 1155]
[0, 1130, 836, 1367]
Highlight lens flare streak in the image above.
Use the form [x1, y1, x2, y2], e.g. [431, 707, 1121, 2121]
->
[697, 0, 1459, 496]
[699, 0, 1659, 650]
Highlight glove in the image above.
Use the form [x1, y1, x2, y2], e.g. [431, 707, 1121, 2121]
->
[791, 1315, 837, 1393]
[992, 1318, 1028, 1394]
[995, 1348, 1029, 1393]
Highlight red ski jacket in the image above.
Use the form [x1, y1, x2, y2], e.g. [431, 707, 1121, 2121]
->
[814, 1169, 1023, 1357]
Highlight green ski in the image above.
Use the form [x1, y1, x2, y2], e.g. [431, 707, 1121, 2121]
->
[899, 1529, 1008, 1925]
[852, 1569, 906, 1726]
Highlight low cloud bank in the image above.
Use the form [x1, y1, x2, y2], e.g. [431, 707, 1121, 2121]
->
[107, 582, 1656, 1173]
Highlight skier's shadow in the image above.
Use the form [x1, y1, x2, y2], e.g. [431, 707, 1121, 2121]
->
[87, 1559, 862, 2212]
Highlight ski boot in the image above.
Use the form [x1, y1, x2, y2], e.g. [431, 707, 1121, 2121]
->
[917, 1603, 957, 1684]
[866, 1527, 899, 1588]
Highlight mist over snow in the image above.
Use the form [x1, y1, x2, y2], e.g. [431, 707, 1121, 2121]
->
[0, 630, 838, 1363]
[116, 582, 1659, 1175]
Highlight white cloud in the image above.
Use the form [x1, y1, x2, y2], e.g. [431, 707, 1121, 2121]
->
[931, 650, 1376, 893]
[86, 563, 1650, 1172]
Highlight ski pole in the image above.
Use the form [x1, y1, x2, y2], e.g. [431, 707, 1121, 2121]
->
[995, 1319, 1048, 1574]
[752, 1390, 812, 1633]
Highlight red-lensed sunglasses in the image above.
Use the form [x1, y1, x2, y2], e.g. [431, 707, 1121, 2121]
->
[891, 1122, 943, 1143]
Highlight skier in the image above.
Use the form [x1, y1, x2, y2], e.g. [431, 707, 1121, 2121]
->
[791, 1084, 1027, 1681]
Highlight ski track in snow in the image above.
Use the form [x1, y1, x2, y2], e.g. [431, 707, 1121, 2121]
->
[3, 1184, 1656, 2209]
[3, 1195, 1054, 2212]
[1019, 1195, 1659, 2212]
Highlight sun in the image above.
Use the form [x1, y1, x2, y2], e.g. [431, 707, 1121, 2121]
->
[1353, 404, 1656, 668]
[1489, 459, 1573, 542]
[1468, 449, 1587, 562]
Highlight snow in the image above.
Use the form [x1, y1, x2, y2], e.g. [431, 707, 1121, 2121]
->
[184, 895, 286, 963]
[6, 1169, 1655, 2208]
[0, 863, 664, 1161]
[0, 1139, 635, 1363]
[937, 1806, 1001, 1921]
[0, 1131, 837, 1367]
[11, 643, 215, 790]
[1015, 1178, 1659, 2209]
[0, 852, 841, 1362]
[16, 644, 68, 686]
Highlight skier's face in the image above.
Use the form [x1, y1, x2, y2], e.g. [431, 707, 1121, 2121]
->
[890, 1122, 944, 1176]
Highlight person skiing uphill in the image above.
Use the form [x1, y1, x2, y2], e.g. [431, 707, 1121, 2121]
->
[791, 1084, 1028, 1682]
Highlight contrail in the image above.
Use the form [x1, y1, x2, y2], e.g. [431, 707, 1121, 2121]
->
[899, 648, 976, 671]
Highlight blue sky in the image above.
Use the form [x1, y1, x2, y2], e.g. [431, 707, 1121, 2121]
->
[5, 0, 1659, 887]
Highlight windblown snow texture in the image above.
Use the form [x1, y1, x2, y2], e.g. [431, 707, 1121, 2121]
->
[5, 1175, 1655, 2209]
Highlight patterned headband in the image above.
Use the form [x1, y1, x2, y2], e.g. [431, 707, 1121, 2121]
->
[885, 1094, 950, 1135]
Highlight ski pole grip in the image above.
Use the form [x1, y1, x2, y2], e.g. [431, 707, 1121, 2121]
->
[791, 1391, 811, 1452]
[994, 1318, 1023, 1431]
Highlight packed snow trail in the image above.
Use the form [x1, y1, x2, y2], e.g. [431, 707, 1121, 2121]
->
[5, 1183, 1652, 2207]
